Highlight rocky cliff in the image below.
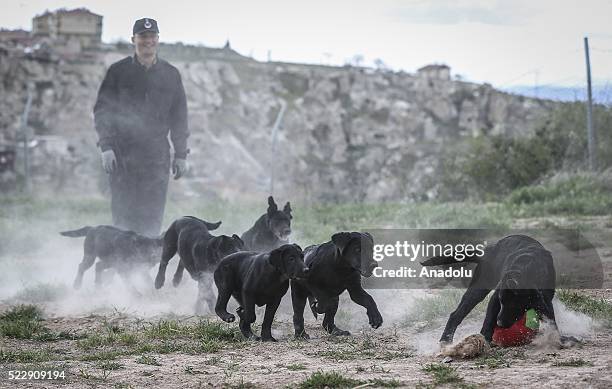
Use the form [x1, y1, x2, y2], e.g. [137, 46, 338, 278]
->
[0, 44, 558, 201]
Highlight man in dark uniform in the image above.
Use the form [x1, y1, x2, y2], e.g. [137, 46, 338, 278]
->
[93, 18, 189, 237]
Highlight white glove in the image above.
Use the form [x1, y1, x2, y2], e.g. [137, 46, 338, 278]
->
[101, 150, 116, 174]
[172, 158, 188, 179]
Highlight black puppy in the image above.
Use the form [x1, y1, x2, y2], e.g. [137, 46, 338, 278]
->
[61, 225, 162, 289]
[421, 234, 566, 345]
[291, 232, 383, 338]
[154, 216, 245, 314]
[214, 244, 308, 341]
[241, 196, 292, 252]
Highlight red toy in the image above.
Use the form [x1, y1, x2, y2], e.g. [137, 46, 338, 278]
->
[492, 309, 539, 347]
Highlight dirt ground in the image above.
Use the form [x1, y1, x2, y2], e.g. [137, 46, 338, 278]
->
[1, 216, 611, 388]
[0, 309, 611, 388]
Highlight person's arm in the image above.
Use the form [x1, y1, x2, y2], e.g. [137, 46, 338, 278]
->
[169, 71, 189, 159]
[93, 65, 119, 151]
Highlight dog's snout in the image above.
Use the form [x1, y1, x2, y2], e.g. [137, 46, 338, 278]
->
[303, 267, 309, 274]
[368, 262, 378, 271]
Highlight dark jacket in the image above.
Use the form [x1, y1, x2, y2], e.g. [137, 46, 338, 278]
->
[93, 55, 189, 160]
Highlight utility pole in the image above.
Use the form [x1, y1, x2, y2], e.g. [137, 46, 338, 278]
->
[584, 36, 596, 170]
[269, 100, 287, 196]
[21, 85, 33, 194]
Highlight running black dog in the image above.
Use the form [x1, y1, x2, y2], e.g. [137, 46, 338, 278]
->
[241, 196, 292, 252]
[214, 244, 308, 341]
[421, 234, 565, 345]
[154, 216, 245, 314]
[291, 232, 383, 338]
[61, 225, 162, 290]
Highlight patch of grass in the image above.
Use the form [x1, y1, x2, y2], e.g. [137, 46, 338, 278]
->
[204, 356, 222, 366]
[0, 305, 50, 339]
[98, 361, 123, 370]
[144, 319, 242, 343]
[145, 320, 183, 339]
[0, 305, 77, 342]
[298, 371, 364, 389]
[286, 363, 306, 371]
[557, 290, 612, 326]
[135, 355, 161, 366]
[193, 319, 242, 342]
[369, 378, 402, 388]
[81, 350, 124, 361]
[475, 349, 510, 369]
[0, 348, 53, 363]
[422, 363, 473, 387]
[36, 330, 85, 342]
[377, 349, 414, 360]
[506, 174, 612, 217]
[77, 333, 118, 350]
[552, 358, 594, 367]
[223, 379, 258, 389]
[78, 367, 111, 382]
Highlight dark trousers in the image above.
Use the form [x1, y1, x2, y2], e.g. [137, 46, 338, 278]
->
[109, 153, 170, 237]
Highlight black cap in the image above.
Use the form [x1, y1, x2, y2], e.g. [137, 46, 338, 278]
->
[133, 18, 159, 35]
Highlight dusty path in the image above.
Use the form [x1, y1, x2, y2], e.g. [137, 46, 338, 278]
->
[0, 293, 610, 389]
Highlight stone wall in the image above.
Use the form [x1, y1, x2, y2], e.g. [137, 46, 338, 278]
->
[0, 47, 559, 201]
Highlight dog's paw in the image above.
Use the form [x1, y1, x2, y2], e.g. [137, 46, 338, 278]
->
[368, 310, 383, 329]
[294, 331, 310, 340]
[154, 275, 165, 289]
[330, 327, 351, 336]
[560, 335, 581, 348]
[439, 340, 452, 351]
[262, 336, 277, 342]
[172, 276, 182, 288]
[222, 314, 235, 323]
[236, 306, 244, 317]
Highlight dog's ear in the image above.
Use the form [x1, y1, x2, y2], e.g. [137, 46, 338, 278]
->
[283, 202, 292, 219]
[267, 196, 278, 216]
[218, 235, 232, 251]
[292, 243, 302, 253]
[362, 231, 373, 243]
[232, 234, 245, 249]
[332, 232, 353, 256]
[268, 246, 286, 272]
[202, 237, 221, 267]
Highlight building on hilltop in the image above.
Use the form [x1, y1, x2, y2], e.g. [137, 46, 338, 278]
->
[417, 64, 451, 81]
[0, 29, 32, 47]
[32, 8, 102, 50]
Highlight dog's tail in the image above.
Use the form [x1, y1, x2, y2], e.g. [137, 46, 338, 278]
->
[420, 254, 481, 267]
[184, 216, 222, 231]
[203, 220, 222, 231]
[60, 226, 92, 238]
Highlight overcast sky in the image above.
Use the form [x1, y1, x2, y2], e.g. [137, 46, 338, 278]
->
[3, 0, 612, 88]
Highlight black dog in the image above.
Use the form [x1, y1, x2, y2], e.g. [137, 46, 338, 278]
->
[291, 232, 383, 338]
[154, 216, 245, 314]
[241, 196, 292, 252]
[61, 225, 162, 290]
[421, 234, 565, 345]
[214, 244, 308, 341]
